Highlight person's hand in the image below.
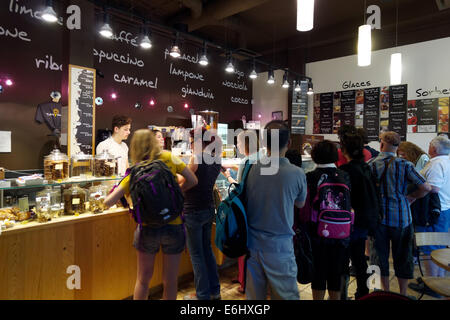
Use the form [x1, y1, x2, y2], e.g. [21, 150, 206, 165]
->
[406, 195, 416, 204]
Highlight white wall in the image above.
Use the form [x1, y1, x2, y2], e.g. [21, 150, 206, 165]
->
[252, 69, 289, 128]
[305, 37, 450, 152]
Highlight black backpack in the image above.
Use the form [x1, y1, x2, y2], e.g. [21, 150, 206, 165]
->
[129, 160, 184, 227]
[293, 224, 314, 284]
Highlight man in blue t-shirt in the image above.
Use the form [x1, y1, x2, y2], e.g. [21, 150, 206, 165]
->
[244, 120, 307, 300]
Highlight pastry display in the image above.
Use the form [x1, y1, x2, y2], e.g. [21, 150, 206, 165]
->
[63, 185, 87, 215]
[44, 149, 69, 181]
[94, 150, 118, 177]
[71, 152, 93, 178]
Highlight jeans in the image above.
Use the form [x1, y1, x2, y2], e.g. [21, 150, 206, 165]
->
[184, 208, 220, 300]
[350, 235, 369, 298]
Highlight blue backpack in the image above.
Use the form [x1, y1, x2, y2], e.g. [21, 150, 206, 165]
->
[215, 160, 252, 258]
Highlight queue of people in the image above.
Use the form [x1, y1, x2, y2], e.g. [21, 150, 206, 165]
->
[99, 114, 449, 300]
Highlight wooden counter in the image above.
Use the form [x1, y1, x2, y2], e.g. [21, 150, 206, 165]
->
[0, 208, 223, 300]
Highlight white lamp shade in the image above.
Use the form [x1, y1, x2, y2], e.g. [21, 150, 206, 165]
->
[42, 6, 58, 23]
[199, 54, 208, 66]
[249, 70, 257, 79]
[140, 35, 152, 49]
[357, 25, 371, 67]
[99, 23, 113, 38]
[170, 45, 181, 58]
[225, 62, 235, 73]
[295, 84, 301, 92]
[296, 0, 314, 31]
[390, 53, 402, 85]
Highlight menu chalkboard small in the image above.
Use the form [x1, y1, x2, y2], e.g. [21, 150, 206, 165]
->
[320, 92, 334, 134]
[68, 65, 96, 157]
[389, 85, 408, 140]
[363, 87, 380, 141]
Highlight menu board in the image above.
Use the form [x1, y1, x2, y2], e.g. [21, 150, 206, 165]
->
[388, 85, 408, 140]
[363, 87, 380, 141]
[408, 97, 449, 133]
[291, 80, 309, 134]
[68, 65, 96, 157]
[319, 92, 334, 134]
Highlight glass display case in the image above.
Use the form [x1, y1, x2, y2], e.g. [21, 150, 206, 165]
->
[0, 176, 122, 230]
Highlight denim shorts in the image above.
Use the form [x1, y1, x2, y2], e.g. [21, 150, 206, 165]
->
[133, 224, 185, 254]
[374, 224, 414, 279]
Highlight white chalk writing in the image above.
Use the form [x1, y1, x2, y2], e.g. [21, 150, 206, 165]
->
[222, 80, 248, 91]
[169, 63, 204, 82]
[93, 48, 144, 67]
[181, 84, 215, 100]
[0, 24, 31, 42]
[35, 55, 62, 71]
[114, 73, 158, 88]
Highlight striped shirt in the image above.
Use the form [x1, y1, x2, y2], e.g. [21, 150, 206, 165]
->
[369, 152, 426, 228]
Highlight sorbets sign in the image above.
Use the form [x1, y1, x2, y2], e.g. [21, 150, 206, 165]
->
[416, 86, 450, 98]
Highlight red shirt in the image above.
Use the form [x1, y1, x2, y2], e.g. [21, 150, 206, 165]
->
[336, 148, 372, 167]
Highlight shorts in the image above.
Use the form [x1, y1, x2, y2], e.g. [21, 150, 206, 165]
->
[133, 224, 185, 254]
[374, 224, 414, 279]
[310, 237, 350, 291]
[415, 208, 450, 255]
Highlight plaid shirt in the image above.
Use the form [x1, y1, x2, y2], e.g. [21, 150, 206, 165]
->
[369, 152, 426, 228]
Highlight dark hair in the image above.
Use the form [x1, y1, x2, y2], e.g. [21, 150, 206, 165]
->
[112, 115, 132, 130]
[285, 149, 302, 168]
[338, 125, 356, 141]
[311, 140, 338, 164]
[341, 134, 364, 160]
[264, 120, 290, 151]
[190, 127, 215, 149]
[356, 128, 369, 144]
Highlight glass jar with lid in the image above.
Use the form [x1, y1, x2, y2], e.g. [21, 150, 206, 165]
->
[35, 187, 52, 222]
[88, 184, 107, 214]
[71, 152, 93, 178]
[44, 149, 69, 181]
[63, 185, 87, 215]
[49, 186, 63, 218]
[94, 150, 118, 177]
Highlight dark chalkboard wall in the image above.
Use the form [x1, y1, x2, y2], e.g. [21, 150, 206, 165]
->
[0, 0, 252, 169]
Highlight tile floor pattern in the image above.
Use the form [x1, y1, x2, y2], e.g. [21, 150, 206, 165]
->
[147, 259, 443, 300]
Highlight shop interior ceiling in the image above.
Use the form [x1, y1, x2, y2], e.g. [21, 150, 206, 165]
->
[98, 0, 450, 72]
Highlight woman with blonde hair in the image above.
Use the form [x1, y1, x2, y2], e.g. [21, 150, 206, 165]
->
[104, 129, 198, 300]
[397, 141, 430, 171]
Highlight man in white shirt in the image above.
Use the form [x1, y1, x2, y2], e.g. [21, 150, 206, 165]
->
[419, 135, 450, 277]
[96, 115, 131, 176]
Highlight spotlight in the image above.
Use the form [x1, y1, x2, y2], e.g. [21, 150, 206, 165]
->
[307, 81, 314, 95]
[99, 11, 113, 39]
[249, 59, 257, 79]
[41, 0, 58, 23]
[184, 103, 189, 109]
[0, 85, 3, 93]
[198, 42, 208, 66]
[258, 113, 262, 119]
[134, 102, 142, 109]
[111, 93, 117, 99]
[95, 97, 103, 105]
[267, 69, 275, 84]
[225, 53, 235, 73]
[149, 98, 156, 106]
[170, 33, 181, 58]
[99, 23, 113, 39]
[282, 71, 289, 88]
[140, 35, 152, 49]
[5, 79, 13, 86]
[167, 106, 174, 112]
[294, 81, 301, 92]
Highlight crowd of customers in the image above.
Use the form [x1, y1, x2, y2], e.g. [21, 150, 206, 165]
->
[103, 114, 449, 300]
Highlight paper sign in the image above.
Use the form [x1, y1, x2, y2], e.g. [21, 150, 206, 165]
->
[0, 131, 11, 152]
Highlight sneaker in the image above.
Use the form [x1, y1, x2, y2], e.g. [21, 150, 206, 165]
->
[183, 293, 198, 300]
[211, 293, 221, 300]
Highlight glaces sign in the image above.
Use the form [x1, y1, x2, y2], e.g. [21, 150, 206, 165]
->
[342, 80, 372, 90]
[416, 86, 450, 98]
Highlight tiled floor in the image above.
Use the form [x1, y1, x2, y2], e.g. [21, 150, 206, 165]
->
[147, 258, 443, 300]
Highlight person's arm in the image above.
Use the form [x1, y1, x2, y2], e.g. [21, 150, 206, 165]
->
[407, 182, 431, 203]
[179, 166, 198, 192]
[187, 154, 198, 174]
[104, 185, 126, 208]
[294, 171, 307, 208]
[222, 168, 237, 184]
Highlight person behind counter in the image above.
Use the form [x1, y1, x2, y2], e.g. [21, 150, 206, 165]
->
[96, 115, 132, 176]
[104, 129, 198, 300]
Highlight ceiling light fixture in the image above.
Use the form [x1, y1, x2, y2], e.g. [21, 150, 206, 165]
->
[41, 0, 58, 23]
[225, 53, 235, 73]
[307, 81, 314, 95]
[294, 80, 301, 92]
[170, 33, 181, 58]
[140, 24, 152, 49]
[390, 0, 402, 85]
[296, 0, 315, 31]
[267, 69, 275, 84]
[249, 59, 257, 79]
[198, 42, 208, 66]
[357, 24, 371, 66]
[282, 71, 289, 88]
[99, 10, 113, 39]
